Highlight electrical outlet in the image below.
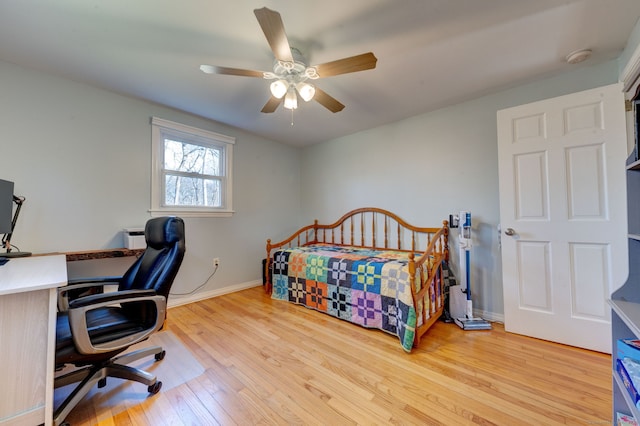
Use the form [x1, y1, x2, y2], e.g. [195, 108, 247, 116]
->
[213, 257, 220, 267]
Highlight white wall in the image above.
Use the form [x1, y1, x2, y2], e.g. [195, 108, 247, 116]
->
[0, 59, 301, 303]
[300, 60, 620, 319]
[0, 54, 628, 314]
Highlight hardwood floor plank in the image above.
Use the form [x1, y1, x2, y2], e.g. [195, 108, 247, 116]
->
[123, 399, 151, 425]
[224, 340, 356, 424]
[197, 368, 265, 424]
[104, 412, 131, 426]
[264, 389, 332, 426]
[180, 371, 233, 425]
[163, 383, 220, 425]
[61, 286, 612, 425]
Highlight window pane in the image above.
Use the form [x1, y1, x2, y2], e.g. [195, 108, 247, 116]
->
[165, 174, 221, 207]
[164, 139, 221, 176]
[152, 117, 234, 215]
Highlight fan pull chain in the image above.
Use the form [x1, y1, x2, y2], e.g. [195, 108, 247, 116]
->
[290, 108, 294, 126]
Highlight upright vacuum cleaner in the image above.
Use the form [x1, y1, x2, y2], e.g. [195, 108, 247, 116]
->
[452, 211, 492, 330]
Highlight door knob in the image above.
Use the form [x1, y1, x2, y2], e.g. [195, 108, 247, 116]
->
[504, 228, 516, 236]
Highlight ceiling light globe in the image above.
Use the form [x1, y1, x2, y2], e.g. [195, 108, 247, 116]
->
[270, 80, 288, 99]
[296, 82, 316, 102]
[284, 88, 298, 110]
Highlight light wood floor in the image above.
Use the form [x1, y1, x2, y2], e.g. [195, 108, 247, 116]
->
[64, 286, 612, 425]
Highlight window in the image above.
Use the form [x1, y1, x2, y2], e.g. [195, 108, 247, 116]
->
[151, 117, 234, 217]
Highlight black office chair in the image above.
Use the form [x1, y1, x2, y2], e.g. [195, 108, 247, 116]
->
[53, 216, 185, 426]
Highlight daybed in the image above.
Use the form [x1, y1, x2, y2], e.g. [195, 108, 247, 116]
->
[265, 207, 449, 352]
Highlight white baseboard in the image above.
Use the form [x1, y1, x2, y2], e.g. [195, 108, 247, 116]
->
[168, 280, 263, 308]
[474, 309, 504, 324]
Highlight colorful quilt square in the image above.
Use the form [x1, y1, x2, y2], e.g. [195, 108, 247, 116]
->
[271, 274, 289, 300]
[351, 290, 382, 328]
[327, 284, 352, 321]
[380, 261, 412, 306]
[272, 250, 290, 277]
[305, 254, 328, 282]
[351, 260, 382, 293]
[326, 257, 353, 287]
[288, 276, 306, 304]
[305, 280, 328, 311]
[397, 300, 416, 349]
[381, 295, 399, 334]
[336, 251, 370, 261]
[288, 253, 307, 278]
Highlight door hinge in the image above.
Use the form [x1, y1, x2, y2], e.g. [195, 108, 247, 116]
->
[626, 99, 633, 112]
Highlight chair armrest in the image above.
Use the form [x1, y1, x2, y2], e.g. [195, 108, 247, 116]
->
[58, 276, 122, 312]
[67, 290, 167, 355]
[68, 276, 122, 285]
[68, 289, 157, 309]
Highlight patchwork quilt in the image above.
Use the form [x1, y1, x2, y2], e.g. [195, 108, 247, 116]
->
[270, 243, 444, 352]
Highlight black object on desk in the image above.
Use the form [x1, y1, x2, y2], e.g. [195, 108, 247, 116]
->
[0, 188, 31, 257]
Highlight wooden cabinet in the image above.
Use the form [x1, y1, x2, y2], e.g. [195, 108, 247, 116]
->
[0, 255, 67, 426]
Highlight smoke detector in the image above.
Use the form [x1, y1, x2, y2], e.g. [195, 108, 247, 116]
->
[565, 49, 592, 64]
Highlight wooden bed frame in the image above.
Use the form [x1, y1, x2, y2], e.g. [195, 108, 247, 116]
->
[265, 207, 449, 349]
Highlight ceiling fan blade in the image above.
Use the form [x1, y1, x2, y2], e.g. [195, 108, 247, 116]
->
[200, 65, 264, 78]
[261, 95, 283, 113]
[254, 7, 294, 63]
[314, 52, 378, 78]
[313, 88, 345, 113]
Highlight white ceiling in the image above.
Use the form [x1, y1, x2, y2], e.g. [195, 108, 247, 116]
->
[1, 0, 640, 147]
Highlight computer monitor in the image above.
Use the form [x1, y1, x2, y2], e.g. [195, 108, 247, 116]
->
[0, 179, 14, 235]
[0, 179, 31, 258]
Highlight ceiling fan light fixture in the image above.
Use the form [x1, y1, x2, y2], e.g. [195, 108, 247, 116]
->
[201, 8, 377, 115]
[270, 79, 288, 99]
[296, 82, 315, 102]
[284, 87, 298, 110]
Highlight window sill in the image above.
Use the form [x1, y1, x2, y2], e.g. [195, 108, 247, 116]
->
[149, 208, 234, 218]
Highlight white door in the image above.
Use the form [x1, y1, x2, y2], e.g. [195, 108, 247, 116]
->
[497, 83, 628, 353]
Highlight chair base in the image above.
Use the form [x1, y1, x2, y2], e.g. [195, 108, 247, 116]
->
[53, 345, 165, 426]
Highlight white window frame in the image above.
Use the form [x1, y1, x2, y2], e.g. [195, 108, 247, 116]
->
[150, 117, 235, 217]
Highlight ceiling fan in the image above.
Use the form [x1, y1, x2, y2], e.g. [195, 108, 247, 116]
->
[200, 7, 377, 113]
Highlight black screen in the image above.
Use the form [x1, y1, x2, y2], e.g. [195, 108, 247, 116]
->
[0, 179, 14, 234]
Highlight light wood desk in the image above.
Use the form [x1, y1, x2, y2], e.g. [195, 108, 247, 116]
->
[0, 255, 67, 426]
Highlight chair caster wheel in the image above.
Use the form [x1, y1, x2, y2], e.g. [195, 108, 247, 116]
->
[148, 381, 162, 394]
[98, 378, 107, 388]
[155, 350, 166, 361]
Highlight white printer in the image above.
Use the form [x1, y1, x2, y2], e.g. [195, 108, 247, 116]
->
[123, 227, 145, 249]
